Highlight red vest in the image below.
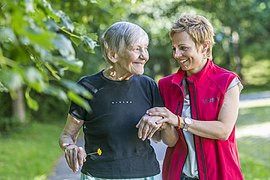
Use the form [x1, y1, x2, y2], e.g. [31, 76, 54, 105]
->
[159, 60, 244, 180]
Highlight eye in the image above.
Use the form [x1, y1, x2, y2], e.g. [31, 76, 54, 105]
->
[180, 46, 189, 51]
[172, 47, 176, 51]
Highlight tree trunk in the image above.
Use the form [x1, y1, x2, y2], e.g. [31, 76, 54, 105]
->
[12, 87, 25, 123]
[232, 31, 243, 78]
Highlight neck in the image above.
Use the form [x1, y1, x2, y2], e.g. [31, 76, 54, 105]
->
[103, 67, 133, 81]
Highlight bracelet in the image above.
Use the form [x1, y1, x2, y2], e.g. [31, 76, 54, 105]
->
[63, 143, 75, 150]
[177, 115, 181, 130]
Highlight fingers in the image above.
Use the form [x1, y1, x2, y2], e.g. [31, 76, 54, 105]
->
[147, 123, 162, 139]
[137, 116, 147, 139]
[64, 145, 82, 172]
[78, 147, 86, 167]
[137, 115, 163, 141]
[146, 107, 167, 116]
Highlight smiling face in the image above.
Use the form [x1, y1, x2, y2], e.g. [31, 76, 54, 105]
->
[172, 31, 208, 77]
[114, 37, 149, 78]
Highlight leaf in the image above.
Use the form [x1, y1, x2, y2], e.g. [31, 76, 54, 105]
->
[67, 91, 91, 112]
[0, 27, 17, 44]
[44, 85, 68, 102]
[24, 67, 46, 92]
[25, 87, 39, 111]
[0, 81, 8, 92]
[82, 35, 97, 53]
[53, 34, 75, 60]
[0, 70, 23, 91]
[44, 63, 61, 80]
[56, 10, 74, 32]
[52, 57, 83, 73]
[23, 0, 34, 13]
[61, 80, 92, 99]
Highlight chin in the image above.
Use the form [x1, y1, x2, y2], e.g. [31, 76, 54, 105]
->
[132, 68, 144, 75]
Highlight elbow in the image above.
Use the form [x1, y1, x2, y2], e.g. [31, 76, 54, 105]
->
[163, 141, 177, 147]
[216, 128, 231, 140]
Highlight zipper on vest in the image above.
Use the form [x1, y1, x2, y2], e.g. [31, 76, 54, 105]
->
[189, 81, 207, 180]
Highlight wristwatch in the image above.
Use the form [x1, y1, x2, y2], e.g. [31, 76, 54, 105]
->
[183, 117, 192, 131]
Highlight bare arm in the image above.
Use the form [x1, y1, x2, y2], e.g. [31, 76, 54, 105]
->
[160, 123, 179, 147]
[59, 114, 85, 172]
[59, 114, 84, 149]
[187, 85, 240, 140]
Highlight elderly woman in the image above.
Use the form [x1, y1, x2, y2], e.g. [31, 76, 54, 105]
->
[59, 22, 163, 179]
[137, 14, 244, 180]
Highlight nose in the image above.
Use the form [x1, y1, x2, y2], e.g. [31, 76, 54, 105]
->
[139, 49, 149, 60]
[174, 49, 183, 59]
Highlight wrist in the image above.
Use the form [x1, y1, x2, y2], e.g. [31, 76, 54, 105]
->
[177, 115, 184, 130]
[183, 117, 193, 131]
[62, 143, 75, 150]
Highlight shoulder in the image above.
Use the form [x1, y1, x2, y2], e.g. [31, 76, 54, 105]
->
[209, 64, 238, 80]
[208, 64, 239, 91]
[76, 71, 103, 93]
[78, 71, 102, 84]
[158, 74, 175, 86]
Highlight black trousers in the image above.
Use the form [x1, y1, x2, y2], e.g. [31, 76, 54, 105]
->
[180, 174, 199, 180]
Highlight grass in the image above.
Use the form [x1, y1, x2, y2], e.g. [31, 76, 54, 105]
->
[237, 105, 270, 180]
[0, 121, 65, 180]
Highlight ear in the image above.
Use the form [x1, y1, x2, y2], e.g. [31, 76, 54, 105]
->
[201, 41, 210, 54]
[107, 50, 119, 63]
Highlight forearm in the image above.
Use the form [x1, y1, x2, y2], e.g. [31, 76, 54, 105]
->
[59, 114, 83, 151]
[187, 119, 233, 140]
[151, 130, 161, 143]
[161, 125, 179, 147]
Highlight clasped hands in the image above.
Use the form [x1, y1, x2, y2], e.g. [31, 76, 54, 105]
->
[136, 107, 176, 141]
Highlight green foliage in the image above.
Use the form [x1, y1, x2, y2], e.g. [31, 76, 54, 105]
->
[0, 0, 96, 111]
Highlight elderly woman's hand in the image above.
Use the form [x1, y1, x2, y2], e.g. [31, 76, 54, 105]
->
[136, 114, 163, 141]
[64, 145, 86, 172]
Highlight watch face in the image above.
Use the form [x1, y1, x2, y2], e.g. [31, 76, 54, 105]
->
[185, 117, 192, 125]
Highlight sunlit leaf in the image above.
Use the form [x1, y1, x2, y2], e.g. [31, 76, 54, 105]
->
[44, 63, 61, 80]
[44, 85, 68, 102]
[0, 70, 23, 91]
[23, 0, 34, 13]
[24, 67, 46, 92]
[0, 27, 17, 44]
[67, 91, 91, 112]
[82, 35, 97, 53]
[25, 87, 39, 111]
[53, 34, 75, 60]
[61, 80, 92, 99]
[56, 10, 74, 32]
[0, 81, 8, 92]
[53, 57, 83, 73]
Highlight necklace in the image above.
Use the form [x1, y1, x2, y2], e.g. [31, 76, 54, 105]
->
[103, 68, 132, 81]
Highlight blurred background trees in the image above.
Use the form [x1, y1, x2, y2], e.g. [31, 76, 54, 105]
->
[1, 0, 270, 131]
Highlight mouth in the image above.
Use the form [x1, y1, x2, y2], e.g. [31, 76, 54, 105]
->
[179, 59, 188, 64]
[133, 61, 145, 65]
